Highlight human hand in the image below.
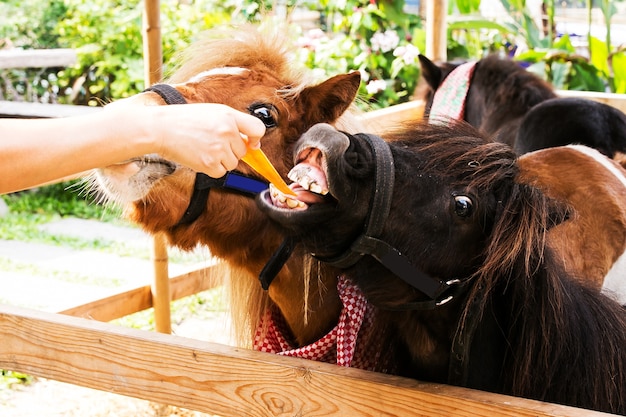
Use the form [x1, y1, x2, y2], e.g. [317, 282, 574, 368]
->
[155, 103, 266, 178]
[109, 98, 266, 178]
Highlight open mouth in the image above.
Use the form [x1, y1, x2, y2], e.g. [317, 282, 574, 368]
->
[267, 147, 334, 210]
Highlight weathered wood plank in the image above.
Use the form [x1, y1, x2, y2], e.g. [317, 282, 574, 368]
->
[0, 48, 77, 69]
[360, 99, 426, 130]
[59, 264, 222, 321]
[0, 304, 609, 417]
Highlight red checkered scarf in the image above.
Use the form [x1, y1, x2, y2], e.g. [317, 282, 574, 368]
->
[429, 61, 476, 123]
[253, 275, 388, 372]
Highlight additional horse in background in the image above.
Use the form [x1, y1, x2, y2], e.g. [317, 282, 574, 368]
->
[417, 54, 626, 158]
[93, 27, 395, 371]
[258, 121, 626, 415]
[518, 145, 626, 303]
[418, 54, 555, 146]
[418, 54, 626, 295]
[515, 96, 626, 156]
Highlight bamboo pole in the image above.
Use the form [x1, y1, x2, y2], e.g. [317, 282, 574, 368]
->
[142, 0, 170, 333]
[142, 0, 162, 85]
[425, 0, 448, 61]
[151, 232, 171, 333]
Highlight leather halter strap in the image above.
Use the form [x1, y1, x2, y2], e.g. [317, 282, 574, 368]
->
[145, 83, 187, 105]
[315, 133, 465, 307]
[143, 83, 268, 226]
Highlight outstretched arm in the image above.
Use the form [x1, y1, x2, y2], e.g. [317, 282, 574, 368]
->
[0, 98, 265, 194]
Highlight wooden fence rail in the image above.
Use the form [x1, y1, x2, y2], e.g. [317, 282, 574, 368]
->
[0, 304, 610, 417]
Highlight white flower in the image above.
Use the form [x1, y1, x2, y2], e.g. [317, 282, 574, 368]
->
[366, 79, 387, 95]
[370, 30, 400, 53]
[359, 68, 370, 82]
[393, 43, 421, 65]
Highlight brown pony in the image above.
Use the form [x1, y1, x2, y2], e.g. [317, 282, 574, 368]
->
[518, 145, 626, 302]
[258, 121, 626, 414]
[93, 26, 380, 364]
[418, 54, 626, 296]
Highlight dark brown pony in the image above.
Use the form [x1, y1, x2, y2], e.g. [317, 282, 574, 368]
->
[93, 26, 372, 358]
[418, 54, 626, 295]
[418, 54, 626, 158]
[258, 121, 626, 414]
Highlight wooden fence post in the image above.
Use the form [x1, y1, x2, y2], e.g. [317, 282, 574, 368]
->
[425, 0, 448, 61]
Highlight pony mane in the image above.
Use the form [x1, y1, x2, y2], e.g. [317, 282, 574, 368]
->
[474, 180, 625, 411]
[434, 130, 625, 410]
[387, 121, 625, 411]
[383, 119, 518, 192]
[166, 25, 311, 94]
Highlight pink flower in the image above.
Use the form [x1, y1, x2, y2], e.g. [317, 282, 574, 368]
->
[296, 28, 328, 50]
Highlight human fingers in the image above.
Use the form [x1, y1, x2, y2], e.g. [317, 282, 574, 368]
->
[234, 112, 266, 149]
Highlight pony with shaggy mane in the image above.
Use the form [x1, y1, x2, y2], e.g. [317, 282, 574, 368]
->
[259, 120, 626, 414]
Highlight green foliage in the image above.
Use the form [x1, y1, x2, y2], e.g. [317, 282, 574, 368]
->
[0, 370, 35, 390]
[0, 0, 244, 105]
[612, 48, 626, 93]
[297, 0, 424, 110]
[55, 0, 246, 105]
[517, 34, 607, 91]
[446, 0, 624, 93]
[1, 181, 119, 219]
[1, 0, 624, 107]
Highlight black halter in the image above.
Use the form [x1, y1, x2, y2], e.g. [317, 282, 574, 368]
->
[313, 132, 468, 310]
[144, 84, 268, 226]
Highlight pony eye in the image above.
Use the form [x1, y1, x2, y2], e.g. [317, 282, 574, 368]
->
[454, 195, 473, 218]
[250, 105, 277, 128]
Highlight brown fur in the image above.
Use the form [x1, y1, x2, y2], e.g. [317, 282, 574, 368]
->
[95, 26, 365, 348]
[518, 146, 626, 288]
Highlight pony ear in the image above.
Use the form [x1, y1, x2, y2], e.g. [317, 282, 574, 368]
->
[298, 71, 361, 126]
[418, 54, 443, 90]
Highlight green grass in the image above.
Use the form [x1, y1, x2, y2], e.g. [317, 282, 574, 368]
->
[1, 182, 209, 263]
[0, 181, 223, 389]
[0, 180, 123, 247]
[113, 286, 228, 331]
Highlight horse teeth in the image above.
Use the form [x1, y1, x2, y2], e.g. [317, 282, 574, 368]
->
[309, 183, 328, 195]
[288, 166, 311, 183]
[286, 197, 300, 209]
